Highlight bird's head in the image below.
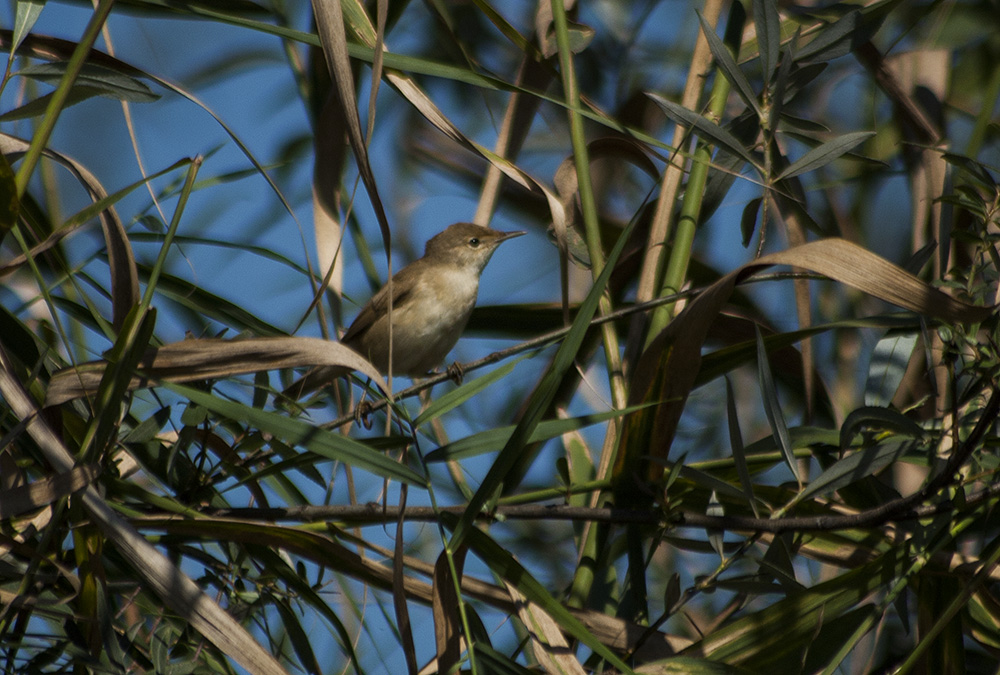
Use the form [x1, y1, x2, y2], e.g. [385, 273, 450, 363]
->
[424, 222, 526, 273]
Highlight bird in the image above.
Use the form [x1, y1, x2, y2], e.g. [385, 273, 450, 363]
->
[286, 222, 525, 397]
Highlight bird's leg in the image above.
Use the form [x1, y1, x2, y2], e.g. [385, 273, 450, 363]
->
[354, 401, 374, 429]
[353, 382, 375, 430]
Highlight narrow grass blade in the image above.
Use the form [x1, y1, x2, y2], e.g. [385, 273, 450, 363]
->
[167, 383, 426, 486]
[414, 354, 528, 427]
[755, 325, 799, 483]
[425, 405, 652, 463]
[726, 376, 758, 516]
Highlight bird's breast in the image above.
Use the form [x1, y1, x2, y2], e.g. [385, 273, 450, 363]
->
[357, 266, 481, 376]
[400, 266, 479, 334]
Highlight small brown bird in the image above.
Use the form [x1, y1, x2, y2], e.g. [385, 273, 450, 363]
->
[287, 222, 525, 396]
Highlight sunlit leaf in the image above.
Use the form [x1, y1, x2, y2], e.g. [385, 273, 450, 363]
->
[865, 330, 919, 407]
[12, 0, 46, 55]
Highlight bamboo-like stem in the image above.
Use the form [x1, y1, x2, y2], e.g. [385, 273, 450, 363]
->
[645, 17, 739, 345]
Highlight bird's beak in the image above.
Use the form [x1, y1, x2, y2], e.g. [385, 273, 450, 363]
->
[496, 230, 527, 243]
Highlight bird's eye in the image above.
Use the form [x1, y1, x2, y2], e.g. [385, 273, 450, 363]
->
[468, 237, 480, 247]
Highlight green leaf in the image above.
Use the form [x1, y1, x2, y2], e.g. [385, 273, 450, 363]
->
[696, 547, 913, 665]
[542, 20, 595, 56]
[726, 377, 758, 516]
[802, 604, 880, 673]
[775, 131, 874, 180]
[60, 158, 193, 231]
[414, 354, 529, 427]
[18, 62, 159, 101]
[698, 11, 761, 118]
[740, 197, 762, 247]
[137, 265, 285, 336]
[167, 383, 427, 486]
[752, 0, 781, 78]
[273, 600, 322, 675]
[755, 325, 799, 483]
[865, 330, 919, 407]
[676, 463, 748, 502]
[796, 441, 911, 503]
[0, 151, 18, 245]
[12, 0, 46, 54]
[425, 405, 652, 463]
[2, 60, 161, 122]
[0, 87, 104, 122]
[647, 92, 757, 166]
[706, 490, 725, 559]
[795, 10, 879, 64]
[839, 406, 925, 451]
[624, 657, 757, 673]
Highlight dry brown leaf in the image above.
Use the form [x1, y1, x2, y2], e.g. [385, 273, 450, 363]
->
[0, 133, 139, 332]
[431, 547, 466, 675]
[45, 336, 388, 406]
[474, 55, 554, 225]
[616, 237, 997, 495]
[313, 90, 348, 300]
[0, 464, 98, 519]
[504, 581, 587, 675]
[311, 0, 391, 248]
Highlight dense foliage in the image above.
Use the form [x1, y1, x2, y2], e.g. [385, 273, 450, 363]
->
[1, 1, 999, 673]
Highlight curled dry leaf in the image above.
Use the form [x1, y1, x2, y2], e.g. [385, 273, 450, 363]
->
[430, 547, 466, 675]
[615, 237, 997, 497]
[313, 90, 348, 299]
[0, 132, 139, 332]
[45, 336, 388, 406]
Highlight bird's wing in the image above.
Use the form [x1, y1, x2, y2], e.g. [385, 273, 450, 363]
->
[340, 261, 424, 345]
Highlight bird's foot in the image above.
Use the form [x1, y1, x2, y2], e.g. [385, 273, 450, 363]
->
[354, 400, 375, 429]
[446, 361, 464, 385]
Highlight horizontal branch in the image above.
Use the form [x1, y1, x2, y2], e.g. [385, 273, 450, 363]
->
[203, 478, 1000, 534]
